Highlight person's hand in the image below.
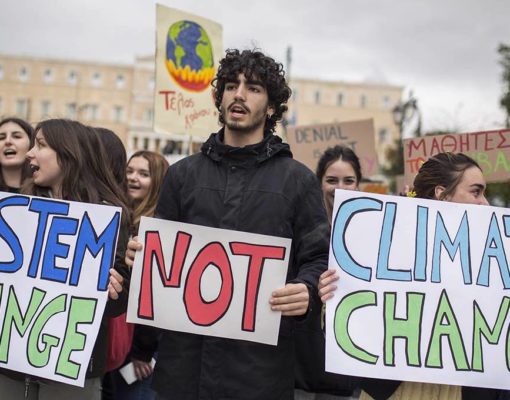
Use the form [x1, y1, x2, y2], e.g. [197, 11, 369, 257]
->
[269, 283, 309, 316]
[318, 269, 339, 303]
[133, 359, 154, 380]
[108, 269, 124, 300]
[125, 236, 143, 269]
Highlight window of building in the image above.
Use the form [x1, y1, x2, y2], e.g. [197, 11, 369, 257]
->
[378, 128, 389, 144]
[91, 72, 102, 87]
[133, 136, 139, 150]
[0, 66, 4, 80]
[112, 105, 124, 122]
[16, 99, 29, 118]
[87, 104, 99, 120]
[154, 138, 161, 152]
[382, 95, 391, 109]
[0, 97, 3, 113]
[19, 66, 29, 82]
[314, 90, 321, 105]
[41, 100, 51, 118]
[144, 108, 153, 122]
[360, 94, 367, 108]
[43, 68, 54, 83]
[116, 74, 125, 89]
[65, 103, 77, 119]
[337, 92, 345, 106]
[143, 137, 149, 150]
[68, 70, 78, 86]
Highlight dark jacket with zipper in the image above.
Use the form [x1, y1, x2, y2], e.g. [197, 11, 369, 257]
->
[144, 130, 329, 400]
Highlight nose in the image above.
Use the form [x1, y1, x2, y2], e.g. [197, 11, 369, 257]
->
[26, 147, 34, 160]
[479, 195, 489, 206]
[234, 84, 246, 101]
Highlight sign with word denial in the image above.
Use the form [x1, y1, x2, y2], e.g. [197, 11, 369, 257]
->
[0, 193, 121, 386]
[127, 217, 291, 345]
[286, 119, 378, 177]
[154, 4, 223, 137]
[403, 128, 510, 184]
[326, 191, 510, 390]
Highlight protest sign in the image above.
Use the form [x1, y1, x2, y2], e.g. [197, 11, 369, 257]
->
[286, 119, 378, 177]
[403, 129, 510, 184]
[0, 192, 121, 387]
[326, 190, 510, 390]
[154, 4, 223, 138]
[127, 217, 291, 345]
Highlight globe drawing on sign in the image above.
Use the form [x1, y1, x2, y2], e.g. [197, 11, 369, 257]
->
[165, 20, 215, 92]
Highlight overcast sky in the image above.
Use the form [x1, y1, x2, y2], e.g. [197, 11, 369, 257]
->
[1, 0, 508, 133]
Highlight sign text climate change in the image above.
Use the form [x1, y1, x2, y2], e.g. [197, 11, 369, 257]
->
[127, 217, 291, 345]
[326, 191, 510, 390]
[0, 193, 121, 386]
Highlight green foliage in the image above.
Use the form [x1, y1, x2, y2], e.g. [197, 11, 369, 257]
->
[498, 43, 510, 128]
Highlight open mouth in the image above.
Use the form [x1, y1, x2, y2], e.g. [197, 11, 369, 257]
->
[229, 104, 248, 115]
[3, 149, 16, 156]
[30, 164, 40, 173]
[128, 184, 141, 190]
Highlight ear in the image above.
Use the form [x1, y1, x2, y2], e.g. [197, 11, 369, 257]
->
[267, 104, 275, 118]
[434, 185, 446, 200]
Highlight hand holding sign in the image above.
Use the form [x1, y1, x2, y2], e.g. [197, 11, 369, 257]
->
[108, 268, 124, 300]
[270, 283, 309, 316]
[318, 269, 339, 302]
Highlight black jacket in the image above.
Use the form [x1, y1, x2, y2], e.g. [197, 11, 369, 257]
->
[145, 131, 330, 400]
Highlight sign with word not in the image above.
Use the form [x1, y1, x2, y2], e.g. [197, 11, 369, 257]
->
[403, 129, 510, 184]
[154, 4, 223, 137]
[326, 190, 510, 390]
[286, 119, 378, 177]
[0, 193, 121, 386]
[127, 217, 291, 345]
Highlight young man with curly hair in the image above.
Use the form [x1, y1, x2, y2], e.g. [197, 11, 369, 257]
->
[127, 49, 329, 400]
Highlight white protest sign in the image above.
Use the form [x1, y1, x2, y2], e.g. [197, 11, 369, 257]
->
[0, 192, 122, 387]
[127, 217, 291, 345]
[326, 191, 510, 390]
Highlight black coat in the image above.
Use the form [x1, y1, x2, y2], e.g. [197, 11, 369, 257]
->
[148, 131, 330, 400]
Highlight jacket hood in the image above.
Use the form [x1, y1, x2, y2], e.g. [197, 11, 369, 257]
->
[201, 129, 293, 163]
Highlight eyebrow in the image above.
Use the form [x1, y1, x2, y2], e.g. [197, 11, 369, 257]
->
[470, 183, 486, 190]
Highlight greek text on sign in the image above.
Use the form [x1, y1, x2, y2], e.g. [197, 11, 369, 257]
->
[326, 191, 510, 390]
[403, 129, 510, 184]
[127, 217, 291, 345]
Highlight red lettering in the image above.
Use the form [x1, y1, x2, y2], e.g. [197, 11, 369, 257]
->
[430, 137, 441, 155]
[158, 90, 176, 111]
[138, 230, 191, 319]
[497, 131, 510, 149]
[459, 133, 470, 153]
[184, 242, 233, 326]
[230, 242, 286, 332]
[484, 133, 494, 151]
[440, 135, 457, 153]
[406, 138, 426, 158]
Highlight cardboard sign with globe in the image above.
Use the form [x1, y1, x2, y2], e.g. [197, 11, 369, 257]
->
[155, 5, 223, 138]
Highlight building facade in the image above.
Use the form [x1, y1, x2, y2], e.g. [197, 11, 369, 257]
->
[0, 53, 403, 166]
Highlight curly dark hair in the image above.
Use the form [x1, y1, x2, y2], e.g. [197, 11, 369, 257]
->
[212, 49, 291, 133]
[412, 152, 481, 200]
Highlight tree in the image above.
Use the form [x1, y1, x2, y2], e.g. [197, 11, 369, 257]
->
[498, 43, 510, 128]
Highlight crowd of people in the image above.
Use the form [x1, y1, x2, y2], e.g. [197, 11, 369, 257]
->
[0, 48, 507, 400]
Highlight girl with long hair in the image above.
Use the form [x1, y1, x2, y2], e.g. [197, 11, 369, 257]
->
[0, 119, 130, 399]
